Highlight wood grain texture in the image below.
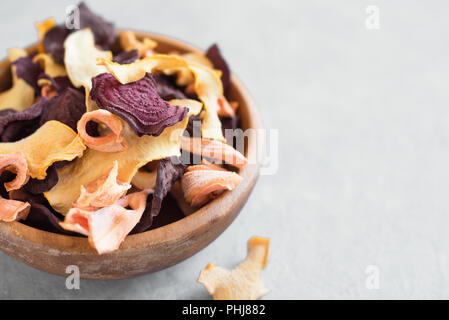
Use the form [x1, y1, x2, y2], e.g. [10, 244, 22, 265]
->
[0, 32, 263, 279]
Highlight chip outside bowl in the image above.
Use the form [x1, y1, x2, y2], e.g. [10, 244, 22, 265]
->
[0, 31, 263, 280]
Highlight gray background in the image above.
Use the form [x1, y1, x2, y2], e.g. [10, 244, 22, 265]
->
[1, 0, 449, 299]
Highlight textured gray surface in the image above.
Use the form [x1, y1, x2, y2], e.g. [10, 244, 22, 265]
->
[1, 0, 449, 299]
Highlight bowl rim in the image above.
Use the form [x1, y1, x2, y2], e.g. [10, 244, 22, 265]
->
[0, 31, 264, 255]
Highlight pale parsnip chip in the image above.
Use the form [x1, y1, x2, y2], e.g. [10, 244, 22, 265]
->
[35, 18, 56, 53]
[198, 237, 270, 300]
[64, 28, 112, 89]
[0, 49, 35, 111]
[0, 120, 86, 180]
[98, 55, 225, 141]
[64, 28, 112, 112]
[33, 53, 67, 78]
[45, 99, 202, 214]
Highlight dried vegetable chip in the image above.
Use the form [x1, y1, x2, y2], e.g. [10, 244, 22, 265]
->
[98, 55, 225, 141]
[0, 120, 86, 180]
[131, 169, 157, 190]
[119, 31, 157, 57]
[0, 153, 31, 222]
[43, 25, 72, 64]
[36, 18, 56, 53]
[60, 189, 151, 254]
[133, 158, 186, 233]
[33, 53, 67, 78]
[23, 164, 58, 194]
[0, 98, 46, 137]
[113, 50, 139, 64]
[43, 2, 117, 64]
[13, 56, 43, 93]
[90, 73, 188, 137]
[206, 44, 231, 93]
[64, 28, 112, 90]
[180, 136, 247, 169]
[39, 88, 86, 131]
[181, 167, 242, 207]
[169, 181, 196, 216]
[73, 161, 131, 211]
[0, 152, 30, 192]
[198, 237, 270, 300]
[45, 99, 202, 214]
[77, 109, 127, 152]
[77, 2, 117, 50]
[0, 49, 35, 111]
[155, 75, 187, 101]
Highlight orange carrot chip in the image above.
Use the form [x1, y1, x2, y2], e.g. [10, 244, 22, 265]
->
[77, 109, 127, 152]
[181, 168, 242, 207]
[180, 136, 247, 169]
[60, 189, 151, 254]
[73, 161, 131, 210]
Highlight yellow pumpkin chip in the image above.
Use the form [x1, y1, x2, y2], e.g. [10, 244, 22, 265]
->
[198, 236, 270, 300]
[33, 53, 67, 78]
[98, 55, 225, 141]
[0, 121, 86, 180]
[0, 49, 35, 111]
[45, 99, 202, 214]
[119, 31, 157, 57]
[35, 18, 55, 53]
[131, 169, 157, 190]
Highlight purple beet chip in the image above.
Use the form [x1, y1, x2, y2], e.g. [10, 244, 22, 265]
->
[23, 164, 59, 195]
[39, 87, 86, 131]
[43, 2, 117, 64]
[13, 56, 43, 93]
[43, 25, 72, 64]
[155, 75, 187, 101]
[91, 73, 189, 137]
[132, 158, 186, 233]
[112, 49, 139, 64]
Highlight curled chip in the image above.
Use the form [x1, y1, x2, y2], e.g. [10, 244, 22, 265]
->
[0, 120, 86, 180]
[0, 49, 35, 111]
[181, 167, 242, 207]
[60, 189, 151, 254]
[45, 99, 202, 214]
[198, 236, 270, 300]
[180, 136, 247, 169]
[0, 153, 31, 222]
[0, 153, 30, 192]
[77, 109, 127, 152]
[98, 54, 225, 141]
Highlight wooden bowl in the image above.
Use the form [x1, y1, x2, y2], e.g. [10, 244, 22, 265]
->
[0, 32, 263, 279]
